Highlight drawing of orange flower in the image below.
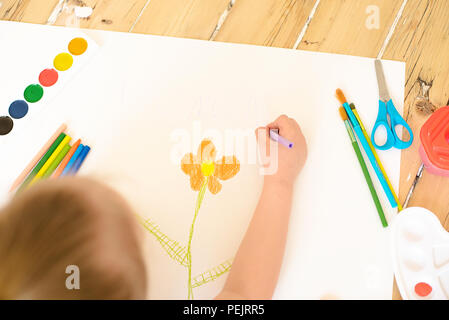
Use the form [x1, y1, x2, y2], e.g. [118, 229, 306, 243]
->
[181, 139, 240, 194]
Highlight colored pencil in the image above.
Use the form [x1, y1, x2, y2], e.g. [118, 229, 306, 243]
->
[61, 144, 84, 176]
[53, 139, 81, 178]
[339, 107, 387, 227]
[349, 103, 403, 211]
[71, 145, 90, 174]
[336, 89, 397, 209]
[29, 135, 72, 186]
[42, 144, 71, 179]
[17, 132, 67, 192]
[10, 124, 67, 192]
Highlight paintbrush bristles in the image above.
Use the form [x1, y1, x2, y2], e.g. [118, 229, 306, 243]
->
[339, 107, 349, 121]
[335, 89, 347, 105]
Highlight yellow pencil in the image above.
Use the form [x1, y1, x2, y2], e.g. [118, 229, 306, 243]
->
[29, 135, 72, 187]
[350, 103, 402, 211]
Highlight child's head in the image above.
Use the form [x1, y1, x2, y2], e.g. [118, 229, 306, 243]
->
[0, 177, 147, 299]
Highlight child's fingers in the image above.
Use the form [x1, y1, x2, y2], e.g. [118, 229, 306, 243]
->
[255, 126, 267, 139]
[255, 126, 270, 150]
[268, 115, 300, 139]
[267, 114, 290, 130]
[255, 126, 271, 166]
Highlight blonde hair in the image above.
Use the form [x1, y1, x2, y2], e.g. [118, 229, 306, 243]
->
[0, 178, 147, 299]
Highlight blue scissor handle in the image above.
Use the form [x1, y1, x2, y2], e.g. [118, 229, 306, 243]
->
[372, 100, 395, 150]
[387, 99, 414, 149]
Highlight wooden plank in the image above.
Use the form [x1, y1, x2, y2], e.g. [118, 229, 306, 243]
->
[49, 0, 149, 32]
[292, 0, 406, 300]
[131, 0, 231, 39]
[296, 0, 404, 57]
[380, 0, 449, 300]
[0, 0, 60, 23]
[382, 0, 449, 220]
[213, 0, 317, 48]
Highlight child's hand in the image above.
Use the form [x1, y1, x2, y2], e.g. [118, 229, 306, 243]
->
[256, 115, 307, 187]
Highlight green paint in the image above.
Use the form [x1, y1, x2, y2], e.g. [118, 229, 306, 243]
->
[24, 84, 44, 103]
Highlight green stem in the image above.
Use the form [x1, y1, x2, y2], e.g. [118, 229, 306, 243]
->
[187, 177, 208, 300]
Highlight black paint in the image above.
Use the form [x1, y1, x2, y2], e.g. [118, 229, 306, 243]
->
[0, 116, 14, 135]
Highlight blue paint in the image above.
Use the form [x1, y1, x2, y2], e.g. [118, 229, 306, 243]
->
[9, 100, 29, 119]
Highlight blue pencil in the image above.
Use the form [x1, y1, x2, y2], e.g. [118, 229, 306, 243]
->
[71, 145, 90, 174]
[61, 144, 84, 176]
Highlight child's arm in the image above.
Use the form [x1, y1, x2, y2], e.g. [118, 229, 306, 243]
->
[216, 115, 307, 300]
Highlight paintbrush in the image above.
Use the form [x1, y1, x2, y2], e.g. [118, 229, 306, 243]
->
[336, 88, 397, 210]
[339, 107, 387, 227]
[349, 102, 403, 211]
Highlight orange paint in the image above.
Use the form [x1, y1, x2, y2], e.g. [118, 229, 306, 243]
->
[215, 156, 240, 180]
[181, 139, 240, 194]
[208, 176, 222, 194]
[68, 37, 88, 55]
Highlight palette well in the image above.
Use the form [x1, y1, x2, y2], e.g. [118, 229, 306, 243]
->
[392, 207, 449, 300]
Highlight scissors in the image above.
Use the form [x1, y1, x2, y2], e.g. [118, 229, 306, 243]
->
[372, 59, 414, 150]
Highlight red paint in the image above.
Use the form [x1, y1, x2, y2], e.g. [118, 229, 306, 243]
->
[39, 68, 58, 87]
[414, 282, 432, 297]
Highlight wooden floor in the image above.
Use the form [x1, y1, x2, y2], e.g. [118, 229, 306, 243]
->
[2, 0, 449, 299]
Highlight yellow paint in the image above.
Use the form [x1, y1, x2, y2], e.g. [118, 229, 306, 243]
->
[181, 139, 240, 195]
[29, 135, 72, 186]
[201, 161, 215, 177]
[207, 175, 222, 194]
[53, 53, 73, 71]
[68, 37, 88, 55]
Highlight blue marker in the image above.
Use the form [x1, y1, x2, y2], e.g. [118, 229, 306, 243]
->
[62, 144, 83, 176]
[71, 145, 90, 174]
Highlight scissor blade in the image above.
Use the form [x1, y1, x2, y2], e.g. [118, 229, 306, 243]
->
[375, 59, 390, 101]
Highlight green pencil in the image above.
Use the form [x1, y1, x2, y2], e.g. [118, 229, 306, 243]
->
[17, 132, 66, 192]
[42, 144, 71, 179]
[339, 107, 388, 227]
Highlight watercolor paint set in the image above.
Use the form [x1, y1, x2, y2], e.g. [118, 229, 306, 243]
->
[0, 27, 98, 139]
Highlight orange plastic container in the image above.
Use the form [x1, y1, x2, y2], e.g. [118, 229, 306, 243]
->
[420, 106, 449, 176]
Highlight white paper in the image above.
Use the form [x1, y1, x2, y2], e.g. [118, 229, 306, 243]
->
[0, 21, 405, 299]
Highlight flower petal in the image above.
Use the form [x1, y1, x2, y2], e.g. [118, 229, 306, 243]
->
[197, 139, 216, 163]
[214, 156, 240, 181]
[207, 175, 222, 195]
[190, 166, 205, 191]
[181, 153, 200, 176]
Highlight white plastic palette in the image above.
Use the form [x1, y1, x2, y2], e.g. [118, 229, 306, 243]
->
[392, 207, 449, 300]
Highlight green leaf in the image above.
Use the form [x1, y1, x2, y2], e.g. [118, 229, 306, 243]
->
[191, 259, 233, 288]
[138, 215, 188, 267]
